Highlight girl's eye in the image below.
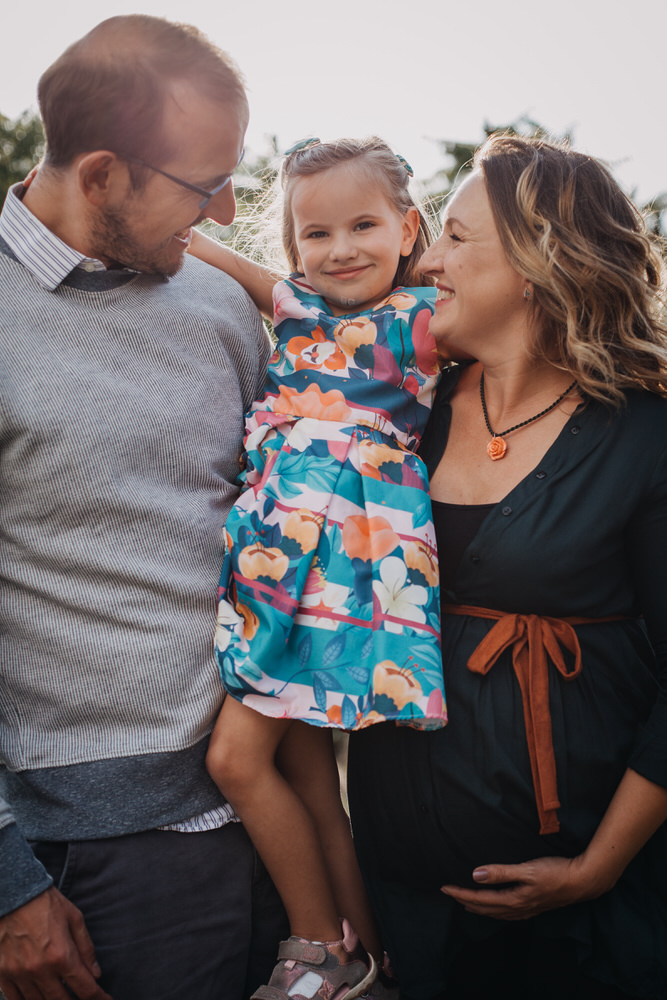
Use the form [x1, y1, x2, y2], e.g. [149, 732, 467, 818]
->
[355, 221, 375, 231]
[306, 230, 328, 239]
[449, 232, 463, 243]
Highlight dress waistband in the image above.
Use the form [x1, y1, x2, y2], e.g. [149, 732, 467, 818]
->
[443, 604, 629, 836]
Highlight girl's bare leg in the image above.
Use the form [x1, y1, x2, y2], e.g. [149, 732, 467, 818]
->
[277, 722, 383, 961]
[206, 696, 341, 942]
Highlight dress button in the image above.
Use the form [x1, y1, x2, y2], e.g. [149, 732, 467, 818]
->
[535, 470, 547, 479]
[83, 261, 96, 273]
[570, 425, 581, 435]
[502, 506, 512, 516]
[470, 554, 480, 563]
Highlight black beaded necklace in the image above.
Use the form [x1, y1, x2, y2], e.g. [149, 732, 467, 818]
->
[480, 372, 577, 461]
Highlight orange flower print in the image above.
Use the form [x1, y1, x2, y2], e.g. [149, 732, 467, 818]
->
[357, 709, 388, 729]
[373, 660, 423, 709]
[273, 383, 352, 422]
[333, 318, 377, 358]
[283, 509, 324, 553]
[214, 599, 244, 653]
[285, 328, 347, 372]
[404, 540, 439, 586]
[358, 438, 405, 480]
[382, 291, 417, 311]
[237, 602, 260, 641]
[342, 514, 400, 562]
[326, 704, 343, 725]
[238, 543, 289, 581]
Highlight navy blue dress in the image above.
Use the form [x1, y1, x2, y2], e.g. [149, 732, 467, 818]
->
[348, 366, 667, 999]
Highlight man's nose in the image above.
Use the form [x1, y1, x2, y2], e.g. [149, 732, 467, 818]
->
[204, 183, 237, 227]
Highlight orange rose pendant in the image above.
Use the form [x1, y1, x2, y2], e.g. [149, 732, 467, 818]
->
[487, 437, 508, 461]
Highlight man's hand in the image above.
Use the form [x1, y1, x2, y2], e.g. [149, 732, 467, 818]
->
[0, 888, 112, 999]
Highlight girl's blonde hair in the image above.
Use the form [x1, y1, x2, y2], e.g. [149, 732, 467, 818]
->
[279, 136, 434, 288]
[475, 133, 667, 404]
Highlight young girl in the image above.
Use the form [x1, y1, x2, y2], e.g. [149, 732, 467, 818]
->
[191, 137, 447, 1000]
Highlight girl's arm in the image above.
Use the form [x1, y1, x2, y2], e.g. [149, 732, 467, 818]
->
[189, 229, 280, 320]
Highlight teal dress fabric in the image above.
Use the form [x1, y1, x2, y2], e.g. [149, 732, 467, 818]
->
[348, 366, 667, 998]
[214, 279, 447, 731]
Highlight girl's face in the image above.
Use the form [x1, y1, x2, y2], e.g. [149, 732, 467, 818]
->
[289, 161, 419, 315]
[419, 171, 528, 356]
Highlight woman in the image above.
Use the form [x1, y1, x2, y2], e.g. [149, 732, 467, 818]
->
[348, 134, 667, 1000]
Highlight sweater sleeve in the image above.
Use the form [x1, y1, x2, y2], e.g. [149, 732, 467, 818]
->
[627, 442, 667, 787]
[0, 815, 53, 917]
[185, 256, 271, 412]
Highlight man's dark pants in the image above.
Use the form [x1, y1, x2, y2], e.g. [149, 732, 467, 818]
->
[32, 824, 288, 1000]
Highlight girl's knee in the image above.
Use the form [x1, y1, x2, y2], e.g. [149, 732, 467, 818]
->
[206, 730, 244, 796]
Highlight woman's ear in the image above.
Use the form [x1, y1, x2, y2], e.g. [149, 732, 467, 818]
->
[400, 207, 421, 257]
[77, 151, 126, 207]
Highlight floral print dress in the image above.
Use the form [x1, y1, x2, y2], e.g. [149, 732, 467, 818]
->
[214, 278, 447, 731]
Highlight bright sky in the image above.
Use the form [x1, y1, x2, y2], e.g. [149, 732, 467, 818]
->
[2, 0, 665, 204]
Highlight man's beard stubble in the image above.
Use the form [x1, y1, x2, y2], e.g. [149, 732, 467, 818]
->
[91, 207, 184, 278]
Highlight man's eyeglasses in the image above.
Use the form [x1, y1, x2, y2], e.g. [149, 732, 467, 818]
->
[124, 150, 245, 211]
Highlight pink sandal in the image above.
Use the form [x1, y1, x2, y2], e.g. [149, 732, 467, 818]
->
[252, 919, 377, 1000]
[359, 953, 399, 998]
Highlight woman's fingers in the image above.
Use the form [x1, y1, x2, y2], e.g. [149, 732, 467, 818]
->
[441, 856, 584, 920]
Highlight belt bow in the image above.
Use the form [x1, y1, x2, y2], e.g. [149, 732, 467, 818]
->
[445, 605, 589, 835]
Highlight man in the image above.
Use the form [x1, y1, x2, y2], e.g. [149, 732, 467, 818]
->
[0, 15, 286, 1000]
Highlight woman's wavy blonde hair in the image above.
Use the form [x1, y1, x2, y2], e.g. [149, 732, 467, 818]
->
[476, 133, 667, 404]
[278, 137, 434, 289]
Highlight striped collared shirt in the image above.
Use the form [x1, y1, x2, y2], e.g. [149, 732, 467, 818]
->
[0, 183, 110, 289]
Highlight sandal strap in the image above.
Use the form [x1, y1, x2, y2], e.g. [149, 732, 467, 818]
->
[277, 938, 328, 965]
[251, 987, 290, 1000]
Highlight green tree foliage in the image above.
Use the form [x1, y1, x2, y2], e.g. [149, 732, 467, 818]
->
[422, 115, 573, 218]
[423, 115, 665, 244]
[643, 193, 667, 240]
[2, 109, 662, 245]
[199, 135, 280, 256]
[0, 110, 45, 204]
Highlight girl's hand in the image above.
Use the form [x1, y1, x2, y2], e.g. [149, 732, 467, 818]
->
[23, 163, 40, 188]
[441, 854, 606, 921]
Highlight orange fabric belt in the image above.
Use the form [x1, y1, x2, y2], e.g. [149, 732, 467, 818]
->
[444, 604, 628, 836]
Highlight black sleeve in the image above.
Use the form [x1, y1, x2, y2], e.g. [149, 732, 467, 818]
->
[627, 443, 667, 787]
[418, 366, 461, 477]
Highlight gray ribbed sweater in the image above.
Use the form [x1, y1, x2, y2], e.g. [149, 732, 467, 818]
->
[0, 241, 270, 914]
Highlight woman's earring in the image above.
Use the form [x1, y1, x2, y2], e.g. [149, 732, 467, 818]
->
[524, 287, 532, 300]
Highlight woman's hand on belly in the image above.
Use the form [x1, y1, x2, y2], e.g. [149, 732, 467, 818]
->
[441, 768, 667, 920]
[440, 854, 596, 920]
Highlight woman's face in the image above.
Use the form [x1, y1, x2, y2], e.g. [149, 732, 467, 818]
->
[419, 171, 529, 356]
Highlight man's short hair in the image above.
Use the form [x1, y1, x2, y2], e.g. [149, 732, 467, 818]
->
[38, 15, 247, 170]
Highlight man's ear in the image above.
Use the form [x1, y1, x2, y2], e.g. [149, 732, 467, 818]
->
[77, 151, 127, 207]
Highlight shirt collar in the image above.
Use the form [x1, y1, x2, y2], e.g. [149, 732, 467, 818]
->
[0, 183, 109, 290]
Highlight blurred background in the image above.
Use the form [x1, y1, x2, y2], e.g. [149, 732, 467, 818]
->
[2, 0, 665, 236]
